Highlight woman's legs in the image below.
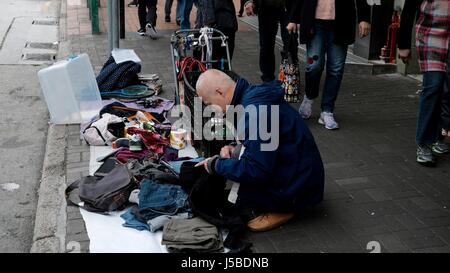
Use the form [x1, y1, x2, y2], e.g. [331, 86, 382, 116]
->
[416, 72, 446, 146]
[416, 71, 446, 165]
[321, 33, 348, 114]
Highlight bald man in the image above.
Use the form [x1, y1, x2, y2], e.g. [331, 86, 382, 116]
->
[194, 70, 324, 232]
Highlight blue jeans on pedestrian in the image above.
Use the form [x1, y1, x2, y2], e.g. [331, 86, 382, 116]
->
[305, 20, 348, 113]
[416, 72, 447, 145]
[176, 0, 183, 22]
[178, 0, 198, 30]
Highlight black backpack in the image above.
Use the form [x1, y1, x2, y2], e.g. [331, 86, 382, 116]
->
[65, 164, 138, 213]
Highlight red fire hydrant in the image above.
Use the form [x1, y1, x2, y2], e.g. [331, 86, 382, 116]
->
[380, 11, 400, 64]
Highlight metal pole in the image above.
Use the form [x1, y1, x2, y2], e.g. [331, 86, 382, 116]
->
[120, 0, 125, 39]
[91, 0, 100, 34]
[107, 0, 113, 53]
[112, 0, 120, 50]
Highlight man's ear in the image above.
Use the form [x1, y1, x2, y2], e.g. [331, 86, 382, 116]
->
[215, 88, 224, 96]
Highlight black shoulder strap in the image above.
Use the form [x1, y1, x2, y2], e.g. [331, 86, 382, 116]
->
[65, 180, 81, 207]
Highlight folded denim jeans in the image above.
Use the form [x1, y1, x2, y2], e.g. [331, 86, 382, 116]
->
[121, 206, 190, 232]
[121, 207, 150, 231]
[138, 179, 189, 221]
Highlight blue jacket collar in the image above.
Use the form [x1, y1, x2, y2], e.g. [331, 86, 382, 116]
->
[231, 78, 251, 106]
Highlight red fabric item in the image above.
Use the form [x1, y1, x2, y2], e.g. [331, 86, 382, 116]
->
[126, 127, 169, 155]
[115, 148, 150, 163]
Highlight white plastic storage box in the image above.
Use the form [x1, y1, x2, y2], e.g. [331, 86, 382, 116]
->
[38, 54, 103, 124]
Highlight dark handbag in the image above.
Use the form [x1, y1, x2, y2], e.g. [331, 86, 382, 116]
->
[65, 164, 138, 213]
[279, 33, 301, 103]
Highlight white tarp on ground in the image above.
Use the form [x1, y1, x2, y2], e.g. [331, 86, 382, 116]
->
[79, 145, 199, 253]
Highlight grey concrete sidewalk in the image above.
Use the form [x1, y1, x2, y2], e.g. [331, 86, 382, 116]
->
[56, 27, 450, 253]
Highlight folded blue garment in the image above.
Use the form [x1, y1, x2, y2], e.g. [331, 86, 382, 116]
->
[121, 179, 191, 232]
[121, 208, 149, 231]
[167, 157, 205, 174]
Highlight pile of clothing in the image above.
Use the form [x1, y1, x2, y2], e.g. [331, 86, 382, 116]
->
[81, 98, 173, 161]
[70, 93, 250, 253]
[117, 157, 232, 254]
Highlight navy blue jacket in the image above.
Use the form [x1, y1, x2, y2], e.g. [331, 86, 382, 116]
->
[214, 79, 325, 211]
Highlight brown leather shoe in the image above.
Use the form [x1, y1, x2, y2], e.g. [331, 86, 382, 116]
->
[247, 212, 295, 232]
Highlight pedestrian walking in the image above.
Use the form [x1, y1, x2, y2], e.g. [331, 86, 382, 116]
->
[165, 0, 174, 22]
[137, 0, 158, 38]
[244, 0, 294, 83]
[196, 0, 238, 62]
[178, 0, 199, 30]
[398, 0, 450, 166]
[288, 0, 371, 130]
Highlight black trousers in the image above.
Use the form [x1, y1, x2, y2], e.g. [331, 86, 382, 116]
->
[257, 5, 289, 82]
[165, 0, 174, 17]
[138, 0, 157, 29]
[239, 0, 245, 15]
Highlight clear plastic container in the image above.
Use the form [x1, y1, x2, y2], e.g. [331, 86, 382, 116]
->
[38, 54, 103, 124]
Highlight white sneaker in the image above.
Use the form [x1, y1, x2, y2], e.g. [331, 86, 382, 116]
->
[299, 96, 313, 119]
[318, 112, 339, 130]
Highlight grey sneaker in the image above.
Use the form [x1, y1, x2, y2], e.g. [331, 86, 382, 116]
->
[431, 140, 450, 154]
[146, 23, 158, 39]
[299, 96, 313, 119]
[417, 145, 436, 166]
[318, 112, 339, 130]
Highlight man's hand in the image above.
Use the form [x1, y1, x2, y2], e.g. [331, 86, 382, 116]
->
[220, 145, 235, 158]
[398, 48, 411, 63]
[287, 23, 298, 34]
[359, 21, 371, 38]
[194, 156, 219, 174]
[244, 1, 255, 16]
[195, 157, 212, 173]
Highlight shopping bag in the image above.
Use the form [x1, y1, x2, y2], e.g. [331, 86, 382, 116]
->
[279, 33, 301, 103]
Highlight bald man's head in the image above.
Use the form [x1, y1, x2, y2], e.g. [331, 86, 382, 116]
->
[196, 69, 236, 113]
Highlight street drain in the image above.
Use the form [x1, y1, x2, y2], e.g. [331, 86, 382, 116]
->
[32, 20, 59, 26]
[22, 53, 56, 61]
[26, 42, 58, 50]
